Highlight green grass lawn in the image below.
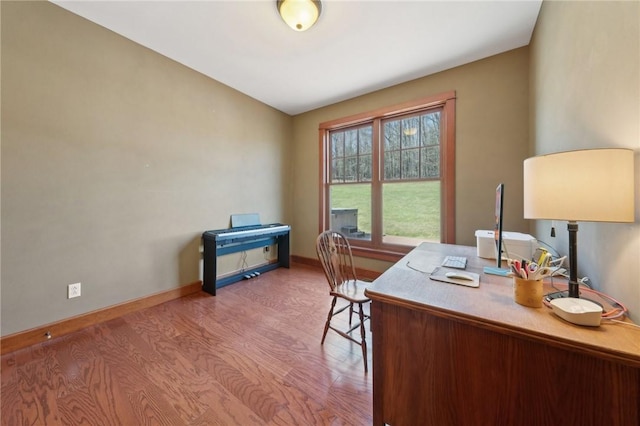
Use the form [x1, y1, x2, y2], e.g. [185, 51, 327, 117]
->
[330, 181, 440, 240]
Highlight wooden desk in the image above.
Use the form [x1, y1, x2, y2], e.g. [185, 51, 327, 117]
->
[365, 243, 640, 426]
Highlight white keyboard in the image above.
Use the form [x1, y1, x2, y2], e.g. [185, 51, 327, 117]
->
[441, 255, 467, 269]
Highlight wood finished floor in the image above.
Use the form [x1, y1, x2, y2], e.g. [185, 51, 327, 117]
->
[1, 264, 373, 425]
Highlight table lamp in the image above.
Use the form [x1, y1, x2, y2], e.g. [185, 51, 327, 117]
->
[523, 148, 635, 299]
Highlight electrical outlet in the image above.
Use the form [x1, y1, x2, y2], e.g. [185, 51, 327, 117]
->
[68, 283, 81, 299]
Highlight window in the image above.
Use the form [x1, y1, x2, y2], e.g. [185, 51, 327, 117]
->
[319, 92, 456, 261]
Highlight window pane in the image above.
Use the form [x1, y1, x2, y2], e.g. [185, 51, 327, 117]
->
[345, 157, 358, 182]
[384, 121, 400, 151]
[358, 154, 372, 181]
[359, 127, 372, 154]
[401, 117, 420, 148]
[421, 111, 440, 146]
[344, 129, 358, 155]
[421, 146, 440, 178]
[384, 151, 400, 180]
[330, 184, 371, 241]
[402, 148, 420, 179]
[382, 181, 440, 244]
[331, 132, 344, 156]
[331, 158, 344, 183]
[358, 126, 373, 181]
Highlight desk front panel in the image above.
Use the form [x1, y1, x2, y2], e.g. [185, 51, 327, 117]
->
[371, 300, 640, 426]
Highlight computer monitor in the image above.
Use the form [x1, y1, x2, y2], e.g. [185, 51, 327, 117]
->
[483, 183, 510, 276]
[494, 183, 504, 267]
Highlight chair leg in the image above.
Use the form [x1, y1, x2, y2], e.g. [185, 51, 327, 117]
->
[358, 302, 368, 373]
[349, 303, 354, 326]
[321, 296, 337, 344]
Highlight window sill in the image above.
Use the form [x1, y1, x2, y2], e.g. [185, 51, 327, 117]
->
[350, 245, 412, 263]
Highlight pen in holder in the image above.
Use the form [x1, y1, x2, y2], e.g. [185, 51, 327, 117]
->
[513, 276, 543, 308]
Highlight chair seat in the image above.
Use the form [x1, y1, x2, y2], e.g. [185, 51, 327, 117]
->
[331, 279, 370, 304]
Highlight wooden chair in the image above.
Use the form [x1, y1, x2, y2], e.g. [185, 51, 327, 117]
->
[315, 230, 371, 372]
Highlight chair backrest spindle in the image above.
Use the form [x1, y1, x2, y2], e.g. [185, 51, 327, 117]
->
[316, 231, 358, 291]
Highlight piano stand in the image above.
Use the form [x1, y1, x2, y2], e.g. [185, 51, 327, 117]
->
[202, 224, 290, 295]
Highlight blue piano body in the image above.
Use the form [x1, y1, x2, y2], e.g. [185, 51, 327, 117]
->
[202, 223, 291, 295]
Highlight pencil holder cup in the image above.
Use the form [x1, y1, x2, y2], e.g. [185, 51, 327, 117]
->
[513, 277, 543, 308]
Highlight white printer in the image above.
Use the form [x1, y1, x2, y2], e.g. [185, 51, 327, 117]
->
[475, 230, 537, 261]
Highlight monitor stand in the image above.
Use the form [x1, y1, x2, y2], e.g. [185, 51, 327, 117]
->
[483, 266, 511, 277]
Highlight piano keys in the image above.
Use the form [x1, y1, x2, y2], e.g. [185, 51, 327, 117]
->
[202, 223, 291, 295]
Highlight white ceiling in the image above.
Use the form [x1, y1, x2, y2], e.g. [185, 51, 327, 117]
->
[51, 0, 542, 115]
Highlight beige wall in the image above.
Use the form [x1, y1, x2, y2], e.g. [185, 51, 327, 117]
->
[529, 1, 640, 321]
[291, 48, 531, 271]
[1, 2, 292, 336]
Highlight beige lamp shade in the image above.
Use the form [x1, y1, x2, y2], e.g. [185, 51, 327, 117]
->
[277, 0, 322, 32]
[523, 148, 635, 223]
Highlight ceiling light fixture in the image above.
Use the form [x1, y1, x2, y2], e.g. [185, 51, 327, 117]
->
[277, 0, 322, 32]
